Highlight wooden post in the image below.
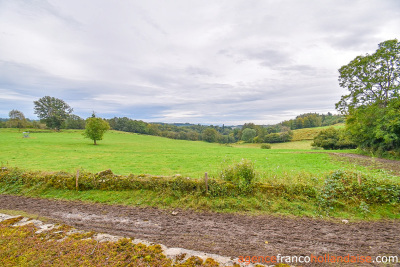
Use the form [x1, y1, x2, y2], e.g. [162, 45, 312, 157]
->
[76, 170, 79, 191]
[357, 174, 361, 185]
[205, 172, 208, 194]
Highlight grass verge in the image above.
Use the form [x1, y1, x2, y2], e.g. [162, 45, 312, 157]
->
[1, 171, 399, 221]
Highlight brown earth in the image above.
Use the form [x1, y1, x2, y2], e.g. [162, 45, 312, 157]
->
[330, 153, 400, 176]
[1, 194, 399, 266]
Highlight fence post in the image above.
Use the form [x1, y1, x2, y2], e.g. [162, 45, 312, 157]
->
[76, 170, 79, 191]
[205, 172, 208, 194]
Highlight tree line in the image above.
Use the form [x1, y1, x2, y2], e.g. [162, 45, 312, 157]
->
[1, 102, 341, 145]
[281, 113, 344, 130]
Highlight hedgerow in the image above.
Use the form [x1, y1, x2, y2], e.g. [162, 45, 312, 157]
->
[0, 167, 399, 206]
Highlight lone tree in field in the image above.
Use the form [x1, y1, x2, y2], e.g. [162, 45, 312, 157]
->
[33, 96, 73, 130]
[84, 117, 110, 145]
[335, 39, 400, 154]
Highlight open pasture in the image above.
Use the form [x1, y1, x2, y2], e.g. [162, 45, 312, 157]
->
[0, 128, 377, 183]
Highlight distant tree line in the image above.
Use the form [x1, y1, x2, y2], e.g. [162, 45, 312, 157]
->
[281, 112, 344, 130]
[1, 109, 343, 145]
[2, 96, 343, 145]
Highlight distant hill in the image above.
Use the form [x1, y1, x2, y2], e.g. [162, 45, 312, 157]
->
[291, 124, 345, 141]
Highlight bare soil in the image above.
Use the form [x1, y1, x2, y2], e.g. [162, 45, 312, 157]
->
[1, 194, 399, 266]
[331, 153, 400, 176]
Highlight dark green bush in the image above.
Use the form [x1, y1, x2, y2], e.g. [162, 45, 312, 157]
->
[260, 144, 271, 149]
[312, 127, 356, 150]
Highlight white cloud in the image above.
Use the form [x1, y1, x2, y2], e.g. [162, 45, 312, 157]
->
[0, 0, 399, 124]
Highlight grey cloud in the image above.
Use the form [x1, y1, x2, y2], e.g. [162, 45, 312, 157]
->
[185, 66, 214, 77]
[0, 0, 399, 124]
[245, 49, 292, 67]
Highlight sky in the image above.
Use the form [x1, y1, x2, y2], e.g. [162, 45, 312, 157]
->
[0, 0, 399, 125]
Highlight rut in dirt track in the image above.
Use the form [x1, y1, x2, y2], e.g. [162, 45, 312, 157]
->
[1, 194, 399, 265]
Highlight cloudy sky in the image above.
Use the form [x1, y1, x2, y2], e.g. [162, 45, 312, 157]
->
[0, 0, 399, 125]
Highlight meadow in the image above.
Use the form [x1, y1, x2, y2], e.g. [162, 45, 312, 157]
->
[1, 127, 399, 219]
[0, 127, 372, 183]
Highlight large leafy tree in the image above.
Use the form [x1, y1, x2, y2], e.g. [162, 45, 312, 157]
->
[336, 39, 400, 155]
[336, 39, 400, 113]
[33, 96, 73, 130]
[84, 117, 110, 145]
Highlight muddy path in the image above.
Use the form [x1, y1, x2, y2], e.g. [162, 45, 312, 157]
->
[1, 194, 399, 266]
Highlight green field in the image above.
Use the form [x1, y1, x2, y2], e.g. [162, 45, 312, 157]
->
[0, 128, 380, 183]
[1, 128, 400, 219]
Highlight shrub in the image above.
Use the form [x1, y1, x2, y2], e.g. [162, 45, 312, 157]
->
[260, 144, 271, 149]
[312, 127, 356, 150]
[318, 170, 400, 215]
[220, 159, 256, 185]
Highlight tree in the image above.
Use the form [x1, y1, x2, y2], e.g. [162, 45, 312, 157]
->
[63, 114, 85, 129]
[83, 117, 110, 145]
[335, 39, 400, 155]
[33, 96, 73, 130]
[6, 109, 28, 129]
[336, 39, 400, 113]
[241, 128, 257, 142]
[202, 127, 218, 142]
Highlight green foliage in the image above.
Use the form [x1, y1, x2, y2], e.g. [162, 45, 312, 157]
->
[84, 117, 110, 145]
[0, 167, 256, 197]
[33, 96, 73, 130]
[281, 113, 344, 130]
[63, 114, 85, 129]
[260, 144, 271, 149]
[6, 110, 29, 129]
[220, 159, 256, 186]
[346, 99, 400, 156]
[336, 39, 400, 113]
[312, 127, 356, 150]
[241, 128, 257, 142]
[318, 170, 400, 215]
[263, 130, 293, 143]
[335, 39, 400, 155]
[202, 127, 219, 143]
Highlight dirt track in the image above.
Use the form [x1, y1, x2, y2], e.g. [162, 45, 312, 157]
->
[1, 194, 399, 266]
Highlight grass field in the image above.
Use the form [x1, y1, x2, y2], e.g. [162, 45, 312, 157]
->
[0, 127, 386, 184]
[1, 128, 399, 219]
[291, 123, 345, 141]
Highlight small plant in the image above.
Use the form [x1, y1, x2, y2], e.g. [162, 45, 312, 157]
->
[260, 144, 271, 149]
[220, 159, 256, 185]
[359, 201, 370, 216]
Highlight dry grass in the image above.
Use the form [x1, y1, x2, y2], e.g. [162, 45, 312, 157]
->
[291, 124, 345, 141]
